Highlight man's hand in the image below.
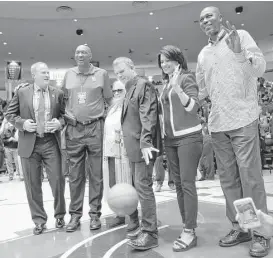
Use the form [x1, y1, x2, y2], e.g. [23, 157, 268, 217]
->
[236, 210, 273, 238]
[141, 147, 159, 165]
[23, 119, 37, 132]
[225, 21, 242, 54]
[46, 118, 61, 133]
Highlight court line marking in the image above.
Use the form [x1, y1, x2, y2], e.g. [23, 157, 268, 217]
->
[0, 199, 176, 244]
[0, 214, 115, 244]
[60, 225, 127, 258]
[103, 224, 169, 258]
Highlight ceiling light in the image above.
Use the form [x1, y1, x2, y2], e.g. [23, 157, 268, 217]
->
[155, 27, 159, 30]
[56, 6, 73, 13]
[235, 6, 243, 14]
[8, 52, 11, 55]
[160, 37, 163, 40]
[149, 12, 154, 15]
[3, 42, 7, 45]
[132, 1, 149, 8]
[0, 32, 2, 35]
[241, 23, 244, 26]
[74, 19, 78, 22]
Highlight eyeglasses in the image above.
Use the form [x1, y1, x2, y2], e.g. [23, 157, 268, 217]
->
[113, 89, 124, 94]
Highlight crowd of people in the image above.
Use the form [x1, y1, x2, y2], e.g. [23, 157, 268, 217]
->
[1, 5, 272, 258]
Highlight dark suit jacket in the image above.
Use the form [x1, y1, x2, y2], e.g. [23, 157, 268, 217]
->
[5, 84, 65, 158]
[121, 76, 162, 163]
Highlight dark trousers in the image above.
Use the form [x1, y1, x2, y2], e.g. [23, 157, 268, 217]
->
[66, 120, 103, 219]
[108, 157, 116, 188]
[199, 137, 215, 180]
[61, 149, 69, 177]
[165, 137, 202, 229]
[154, 156, 174, 185]
[211, 120, 268, 228]
[21, 135, 66, 225]
[129, 161, 158, 235]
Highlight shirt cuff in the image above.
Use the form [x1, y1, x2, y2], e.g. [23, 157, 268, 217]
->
[234, 48, 251, 64]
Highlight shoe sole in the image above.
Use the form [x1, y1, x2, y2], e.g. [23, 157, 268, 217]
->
[127, 241, 159, 250]
[126, 224, 140, 233]
[249, 250, 269, 258]
[33, 226, 46, 235]
[109, 222, 125, 229]
[66, 223, 80, 232]
[173, 236, 197, 252]
[219, 237, 252, 247]
[56, 224, 65, 229]
[90, 225, 101, 230]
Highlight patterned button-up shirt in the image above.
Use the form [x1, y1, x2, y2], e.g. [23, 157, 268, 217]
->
[33, 84, 51, 130]
[196, 29, 266, 133]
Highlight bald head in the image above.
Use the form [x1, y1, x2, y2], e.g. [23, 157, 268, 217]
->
[76, 45, 91, 55]
[199, 6, 223, 38]
[200, 6, 221, 17]
[75, 45, 92, 67]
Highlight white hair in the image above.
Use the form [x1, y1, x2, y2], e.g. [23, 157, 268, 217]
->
[31, 62, 47, 75]
[112, 80, 125, 90]
[112, 57, 135, 69]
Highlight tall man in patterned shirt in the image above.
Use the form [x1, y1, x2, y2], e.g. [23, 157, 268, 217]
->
[62, 45, 112, 232]
[196, 6, 270, 258]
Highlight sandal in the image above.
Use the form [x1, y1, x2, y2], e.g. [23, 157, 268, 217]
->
[173, 234, 197, 252]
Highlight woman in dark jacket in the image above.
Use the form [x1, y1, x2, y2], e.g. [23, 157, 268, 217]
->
[158, 45, 203, 252]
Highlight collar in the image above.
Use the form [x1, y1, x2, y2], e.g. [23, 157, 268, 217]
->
[34, 83, 49, 93]
[71, 64, 98, 75]
[208, 27, 228, 46]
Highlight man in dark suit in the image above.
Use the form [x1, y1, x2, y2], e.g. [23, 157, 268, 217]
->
[5, 62, 66, 235]
[113, 57, 160, 250]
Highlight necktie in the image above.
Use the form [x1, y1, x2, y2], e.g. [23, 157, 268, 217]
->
[37, 90, 45, 137]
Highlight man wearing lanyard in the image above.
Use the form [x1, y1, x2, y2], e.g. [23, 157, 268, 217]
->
[62, 45, 112, 232]
[196, 6, 270, 258]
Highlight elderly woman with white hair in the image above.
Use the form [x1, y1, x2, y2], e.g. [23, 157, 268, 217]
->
[103, 80, 131, 228]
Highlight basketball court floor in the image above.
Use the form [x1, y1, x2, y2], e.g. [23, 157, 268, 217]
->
[0, 171, 273, 258]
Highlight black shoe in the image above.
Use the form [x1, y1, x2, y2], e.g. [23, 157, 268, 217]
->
[90, 217, 101, 230]
[33, 224, 46, 235]
[127, 227, 142, 240]
[127, 219, 140, 232]
[109, 216, 125, 228]
[249, 234, 271, 257]
[66, 217, 80, 232]
[128, 232, 158, 250]
[55, 218, 65, 229]
[219, 229, 252, 247]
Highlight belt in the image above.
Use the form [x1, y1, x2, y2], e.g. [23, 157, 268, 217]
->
[36, 133, 54, 138]
[77, 117, 103, 125]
